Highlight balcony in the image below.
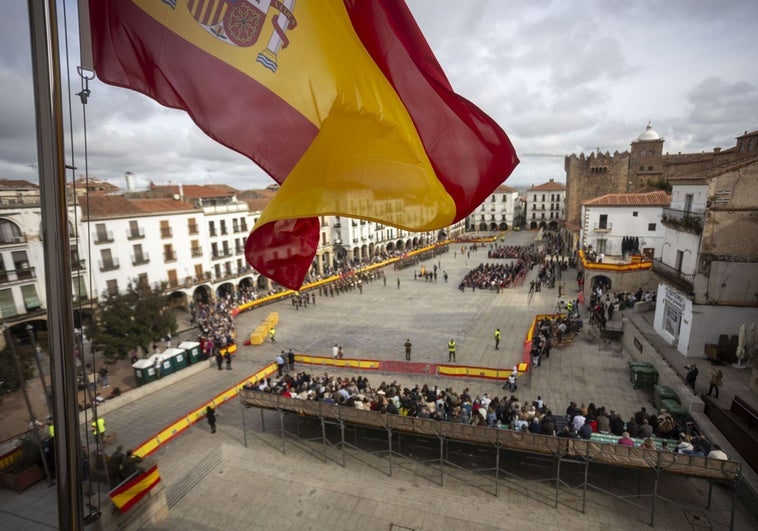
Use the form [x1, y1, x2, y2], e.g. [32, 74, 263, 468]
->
[160, 227, 173, 239]
[95, 231, 114, 244]
[209, 229, 218, 237]
[652, 258, 694, 294]
[235, 245, 244, 255]
[72, 259, 86, 271]
[334, 223, 342, 229]
[240, 222, 248, 232]
[131, 252, 150, 266]
[220, 227, 228, 235]
[661, 208, 704, 234]
[593, 223, 613, 232]
[188, 223, 199, 235]
[127, 227, 145, 240]
[163, 251, 177, 262]
[99, 258, 120, 272]
[191, 248, 203, 258]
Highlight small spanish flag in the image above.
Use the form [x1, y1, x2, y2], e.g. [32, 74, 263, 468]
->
[109, 464, 161, 513]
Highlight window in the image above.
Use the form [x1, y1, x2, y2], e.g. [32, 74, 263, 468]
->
[0, 220, 23, 243]
[106, 279, 119, 298]
[160, 220, 172, 238]
[208, 220, 216, 236]
[664, 303, 682, 337]
[647, 166, 653, 171]
[632, 211, 638, 217]
[188, 217, 199, 235]
[73, 276, 88, 300]
[639, 166, 644, 171]
[675, 250, 684, 274]
[648, 223, 656, 231]
[0, 288, 17, 318]
[599, 214, 608, 229]
[684, 194, 693, 213]
[164, 244, 176, 262]
[21, 285, 41, 311]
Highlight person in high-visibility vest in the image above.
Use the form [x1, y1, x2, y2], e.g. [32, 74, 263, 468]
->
[448, 339, 456, 362]
[91, 417, 106, 444]
[269, 327, 276, 343]
[494, 328, 501, 350]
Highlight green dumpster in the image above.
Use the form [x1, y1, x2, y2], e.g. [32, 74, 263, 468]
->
[627, 360, 654, 382]
[179, 341, 201, 365]
[659, 398, 689, 423]
[653, 384, 679, 409]
[132, 358, 158, 386]
[631, 366, 659, 389]
[163, 347, 188, 372]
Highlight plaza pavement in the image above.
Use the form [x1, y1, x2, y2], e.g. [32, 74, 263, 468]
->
[1, 229, 756, 530]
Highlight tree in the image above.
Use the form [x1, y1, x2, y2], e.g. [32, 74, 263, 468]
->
[93, 284, 178, 362]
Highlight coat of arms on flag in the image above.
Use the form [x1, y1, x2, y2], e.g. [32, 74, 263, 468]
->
[186, 0, 296, 71]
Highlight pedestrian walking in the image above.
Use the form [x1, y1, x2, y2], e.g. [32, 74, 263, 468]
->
[397, 277, 400, 289]
[287, 349, 295, 371]
[332, 344, 339, 359]
[448, 339, 456, 362]
[685, 363, 699, 391]
[338, 346, 344, 359]
[269, 327, 276, 343]
[494, 328, 501, 350]
[98, 366, 110, 388]
[224, 352, 232, 370]
[215, 352, 223, 371]
[707, 366, 723, 398]
[276, 352, 285, 376]
[404, 339, 412, 361]
[206, 406, 217, 434]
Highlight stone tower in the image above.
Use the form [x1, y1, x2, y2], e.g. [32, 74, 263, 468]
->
[564, 149, 630, 227]
[628, 122, 664, 190]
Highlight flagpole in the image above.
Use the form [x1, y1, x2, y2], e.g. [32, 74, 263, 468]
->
[27, 1, 84, 529]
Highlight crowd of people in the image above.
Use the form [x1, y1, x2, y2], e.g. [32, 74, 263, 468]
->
[241, 371, 725, 459]
[193, 298, 237, 358]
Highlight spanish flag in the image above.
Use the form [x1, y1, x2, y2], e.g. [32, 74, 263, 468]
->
[109, 464, 161, 513]
[88, 1, 518, 289]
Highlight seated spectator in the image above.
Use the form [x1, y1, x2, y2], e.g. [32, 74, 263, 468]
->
[617, 432, 635, 447]
[638, 419, 653, 438]
[707, 444, 728, 460]
[578, 418, 593, 440]
[641, 437, 656, 450]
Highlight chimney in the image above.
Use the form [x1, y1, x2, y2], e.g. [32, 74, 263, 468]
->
[178, 182, 184, 200]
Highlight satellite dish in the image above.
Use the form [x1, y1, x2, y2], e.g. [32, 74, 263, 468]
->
[173, 194, 180, 200]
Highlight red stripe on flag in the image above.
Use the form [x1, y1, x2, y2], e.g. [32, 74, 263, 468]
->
[344, 1, 519, 220]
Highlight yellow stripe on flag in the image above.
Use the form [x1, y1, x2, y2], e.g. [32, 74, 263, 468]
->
[135, 0, 455, 230]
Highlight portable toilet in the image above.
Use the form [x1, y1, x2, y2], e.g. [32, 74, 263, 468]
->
[163, 347, 188, 372]
[179, 341, 201, 365]
[132, 357, 158, 386]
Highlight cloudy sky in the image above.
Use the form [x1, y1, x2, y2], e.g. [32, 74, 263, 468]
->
[1, 1, 757, 192]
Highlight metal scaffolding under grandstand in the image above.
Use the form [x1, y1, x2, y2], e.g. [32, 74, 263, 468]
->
[239, 390, 742, 530]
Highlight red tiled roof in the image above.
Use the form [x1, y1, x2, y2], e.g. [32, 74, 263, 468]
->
[151, 183, 237, 198]
[528, 180, 566, 192]
[582, 190, 670, 207]
[81, 195, 195, 217]
[0, 179, 39, 189]
[130, 198, 196, 213]
[494, 184, 518, 193]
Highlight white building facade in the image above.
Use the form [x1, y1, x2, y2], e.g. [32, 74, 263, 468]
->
[579, 190, 669, 259]
[526, 179, 566, 230]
